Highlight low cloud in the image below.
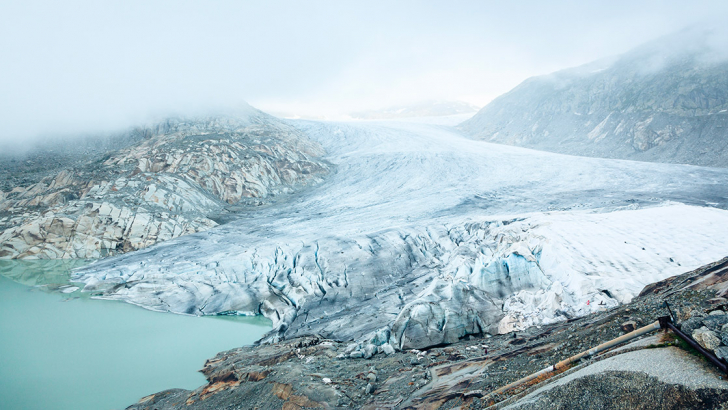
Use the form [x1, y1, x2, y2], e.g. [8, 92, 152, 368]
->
[1, 0, 727, 151]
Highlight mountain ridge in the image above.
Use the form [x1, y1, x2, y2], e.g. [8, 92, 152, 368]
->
[459, 27, 728, 167]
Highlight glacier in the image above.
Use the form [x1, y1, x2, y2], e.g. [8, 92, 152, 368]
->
[74, 119, 728, 350]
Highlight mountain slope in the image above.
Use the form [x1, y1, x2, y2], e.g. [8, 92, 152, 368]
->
[0, 106, 330, 259]
[459, 28, 728, 167]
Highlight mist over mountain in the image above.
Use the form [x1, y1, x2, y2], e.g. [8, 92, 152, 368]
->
[459, 27, 728, 167]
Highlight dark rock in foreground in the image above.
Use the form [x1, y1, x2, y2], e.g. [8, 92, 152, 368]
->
[504, 369, 728, 410]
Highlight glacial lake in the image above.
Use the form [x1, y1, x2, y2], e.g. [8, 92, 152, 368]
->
[0, 260, 271, 410]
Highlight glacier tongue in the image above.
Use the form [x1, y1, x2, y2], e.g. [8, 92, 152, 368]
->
[73, 120, 728, 350]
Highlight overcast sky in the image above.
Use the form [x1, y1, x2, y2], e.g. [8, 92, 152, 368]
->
[1, 0, 728, 145]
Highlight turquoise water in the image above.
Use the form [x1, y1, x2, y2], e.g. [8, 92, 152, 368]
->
[0, 260, 271, 410]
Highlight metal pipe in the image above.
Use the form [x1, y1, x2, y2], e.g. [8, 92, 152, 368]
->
[666, 321, 728, 374]
[486, 320, 661, 397]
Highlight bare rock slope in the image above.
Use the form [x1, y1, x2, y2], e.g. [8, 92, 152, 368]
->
[0, 108, 329, 259]
[459, 27, 728, 167]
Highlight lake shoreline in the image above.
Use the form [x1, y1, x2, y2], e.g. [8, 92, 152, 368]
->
[0, 261, 271, 410]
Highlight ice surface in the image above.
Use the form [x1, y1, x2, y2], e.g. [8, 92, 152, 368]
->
[74, 120, 728, 349]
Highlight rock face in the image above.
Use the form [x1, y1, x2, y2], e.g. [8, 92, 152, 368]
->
[459, 27, 728, 167]
[503, 368, 728, 410]
[693, 327, 722, 351]
[0, 131, 147, 192]
[0, 107, 329, 259]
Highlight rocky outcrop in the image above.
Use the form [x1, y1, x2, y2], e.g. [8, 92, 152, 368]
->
[0, 108, 329, 259]
[459, 27, 728, 167]
[503, 367, 728, 410]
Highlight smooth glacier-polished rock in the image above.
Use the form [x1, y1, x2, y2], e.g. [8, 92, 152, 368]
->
[0, 108, 329, 259]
